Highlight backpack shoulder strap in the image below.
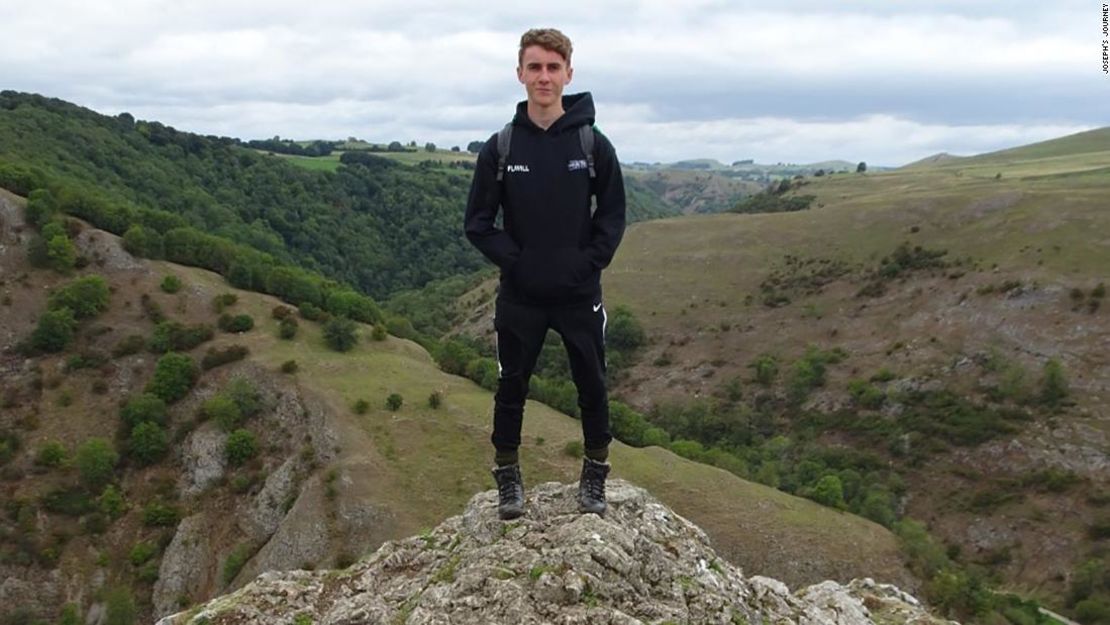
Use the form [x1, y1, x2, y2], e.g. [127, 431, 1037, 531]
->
[578, 124, 596, 179]
[495, 123, 513, 182]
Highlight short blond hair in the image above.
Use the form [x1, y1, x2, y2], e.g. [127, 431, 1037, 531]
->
[518, 28, 573, 66]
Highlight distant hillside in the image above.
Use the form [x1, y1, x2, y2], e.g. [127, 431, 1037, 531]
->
[453, 125, 1110, 622]
[0, 190, 912, 624]
[900, 152, 965, 169]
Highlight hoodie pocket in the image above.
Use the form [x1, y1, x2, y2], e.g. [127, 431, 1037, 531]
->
[511, 247, 594, 301]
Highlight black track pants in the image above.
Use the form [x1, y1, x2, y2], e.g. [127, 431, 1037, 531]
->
[491, 296, 612, 453]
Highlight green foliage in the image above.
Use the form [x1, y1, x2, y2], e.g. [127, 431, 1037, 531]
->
[75, 438, 118, 491]
[371, 323, 387, 341]
[120, 393, 168, 428]
[323, 316, 358, 352]
[112, 334, 146, 358]
[563, 440, 584, 458]
[606, 305, 646, 352]
[146, 352, 198, 403]
[57, 603, 81, 625]
[847, 379, 885, 409]
[141, 502, 181, 527]
[160, 275, 182, 293]
[104, 586, 136, 625]
[385, 393, 403, 411]
[1040, 358, 1069, 407]
[428, 391, 442, 409]
[211, 293, 238, 313]
[222, 543, 253, 586]
[128, 540, 157, 566]
[731, 191, 816, 214]
[203, 395, 242, 431]
[44, 227, 78, 273]
[748, 354, 778, 386]
[225, 377, 263, 418]
[122, 224, 164, 258]
[148, 321, 214, 353]
[353, 399, 370, 414]
[280, 359, 298, 373]
[279, 316, 298, 339]
[34, 441, 67, 467]
[128, 421, 168, 465]
[807, 474, 847, 509]
[47, 275, 110, 318]
[226, 429, 258, 466]
[218, 313, 254, 333]
[41, 486, 95, 516]
[98, 484, 126, 519]
[31, 306, 77, 352]
[201, 344, 249, 370]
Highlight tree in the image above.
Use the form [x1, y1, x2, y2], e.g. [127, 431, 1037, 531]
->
[31, 307, 77, 352]
[146, 352, 198, 403]
[226, 429, 257, 466]
[76, 438, 118, 491]
[467, 140, 484, 153]
[424, 142, 436, 152]
[387, 141, 404, 151]
[809, 474, 846, 509]
[128, 422, 168, 465]
[856, 161, 867, 173]
[451, 146, 460, 152]
[323, 316, 358, 352]
[386, 393, 403, 411]
[48, 275, 110, 318]
[120, 393, 168, 428]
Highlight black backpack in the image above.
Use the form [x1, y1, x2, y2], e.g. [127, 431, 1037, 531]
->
[495, 123, 596, 182]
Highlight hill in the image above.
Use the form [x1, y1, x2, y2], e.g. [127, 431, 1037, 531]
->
[0, 190, 913, 624]
[452, 127, 1110, 620]
[156, 481, 946, 625]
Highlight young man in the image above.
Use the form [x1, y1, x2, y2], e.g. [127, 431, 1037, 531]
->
[464, 28, 626, 520]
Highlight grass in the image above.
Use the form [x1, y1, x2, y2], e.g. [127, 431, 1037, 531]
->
[264, 148, 477, 173]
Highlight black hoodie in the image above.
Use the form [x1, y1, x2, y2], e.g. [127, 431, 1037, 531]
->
[464, 92, 626, 306]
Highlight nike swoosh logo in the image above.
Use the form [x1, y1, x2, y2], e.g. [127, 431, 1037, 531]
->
[593, 303, 602, 312]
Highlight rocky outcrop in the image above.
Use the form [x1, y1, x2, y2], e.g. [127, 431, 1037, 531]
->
[159, 480, 949, 625]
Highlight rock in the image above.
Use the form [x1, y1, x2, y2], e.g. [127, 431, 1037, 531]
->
[153, 514, 216, 618]
[157, 480, 948, 625]
[178, 423, 227, 496]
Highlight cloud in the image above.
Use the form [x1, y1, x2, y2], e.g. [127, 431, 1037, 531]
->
[0, 1, 1100, 164]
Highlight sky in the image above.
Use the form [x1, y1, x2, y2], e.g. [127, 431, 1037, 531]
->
[2, 1, 1105, 167]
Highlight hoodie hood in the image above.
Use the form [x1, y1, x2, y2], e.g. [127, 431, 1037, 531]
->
[512, 92, 595, 134]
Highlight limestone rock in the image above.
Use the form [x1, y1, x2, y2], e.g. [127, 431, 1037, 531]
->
[158, 480, 950, 625]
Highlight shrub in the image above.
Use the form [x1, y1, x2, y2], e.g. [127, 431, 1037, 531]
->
[1040, 359, 1068, 406]
[749, 354, 778, 386]
[41, 486, 95, 515]
[222, 543, 253, 586]
[847, 379, 885, 409]
[48, 275, 110, 319]
[146, 352, 198, 403]
[112, 334, 147, 358]
[299, 302, 325, 321]
[224, 377, 262, 418]
[371, 323, 387, 341]
[428, 391, 442, 409]
[280, 360, 298, 374]
[128, 422, 168, 466]
[202, 395, 242, 431]
[65, 350, 109, 372]
[44, 228, 78, 273]
[353, 399, 370, 414]
[34, 441, 67, 467]
[808, 474, 847, 509]
[279, 316, 298, 339]
[606, 305, 646, 352]
[148, 321, 214, 353]
[122, 224, 164, 259]
[120, 393, 168, 428]
[75, 438, 118, 491]
[324, 316, 358, 352]
[385, 393, 403, 411]
[103, 586, 136, 625]
[160, 275, 182, 293]
[129, 541, 157, 566]
[226, 429, 258, 466]
[98, 485, 126, 519]
[142, 502, 181, 527]
[140, 293, 165, 323]
[31, 307, 77, 352]
[271, 305, 294, 320]
[201, 344, 249, 370]
[218, 313, 254, 333]
[212, 293, 238, 313]
[563, 440, 584, 458]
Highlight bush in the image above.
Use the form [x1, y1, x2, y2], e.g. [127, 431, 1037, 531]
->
[299, 302, 325, 321]
[104, 586, 136, 625]
[48, 275, 110, 319]
[202, 395, 242, 431]
[112, 334, 147, 358]
[353, 399, 369, 414]
[148, 321, 214, 352]
[226, 429, 257, 466]
[1040, 359, 1068, 406]
[122, 224, 164, 259]
[201, 344, 249, 370]
[98, 485, 126, 519]
[271, 305, 294, 320]
[428, 391, 442, 409]
[280, 360, 298, 374]
[141, 502, 181, 527]
[847, 379, 885, 409]
[279, 316, 298, 339]
[160, 275, 182, 293]
[385, 393, 403, 411]
[41, 486, 95, 516]
[129, 422, 168, 466]
[749, 354, 778, 386]
[75, 438, 118, 491]
[222, 543, 253, 586]
[31, 307, 77, 352]
[129, 541, 157, 566]
[120, 393, 168, 428]
[371, 323, 387, 341]
[146, 352, 198, 403]
[808, 474, 847, 509]
[563, 440, 584, 458]
[212, 293, 238, 313]
[224, 377, 262, 418]
[34, 441, 67, 467]
[140, 293, 165, 322]
[218, 313, 254, 333]
[324, 316, 358, 351]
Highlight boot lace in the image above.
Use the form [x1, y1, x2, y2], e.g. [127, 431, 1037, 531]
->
[583, 464, 606, 501]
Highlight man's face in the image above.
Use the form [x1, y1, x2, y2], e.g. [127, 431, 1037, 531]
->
[517, 45, 573, 108]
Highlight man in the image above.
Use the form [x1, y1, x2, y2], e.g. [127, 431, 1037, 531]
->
[464, 28, 626, 520]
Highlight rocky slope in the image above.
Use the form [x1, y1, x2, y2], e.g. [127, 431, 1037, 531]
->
[159, 480, 947, 625]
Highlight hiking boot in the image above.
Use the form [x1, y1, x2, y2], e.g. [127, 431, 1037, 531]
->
[577, 457, 610, 515]
[491, 463, 524, 520]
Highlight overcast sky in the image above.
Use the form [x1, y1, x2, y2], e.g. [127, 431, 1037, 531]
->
[2, 1, 1105, 166]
